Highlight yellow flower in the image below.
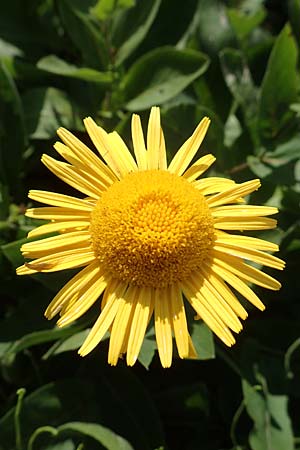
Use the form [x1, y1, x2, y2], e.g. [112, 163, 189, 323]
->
[17, 107, 284, 368]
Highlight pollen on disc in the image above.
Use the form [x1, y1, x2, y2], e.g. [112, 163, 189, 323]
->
[90, 170, 215, 287]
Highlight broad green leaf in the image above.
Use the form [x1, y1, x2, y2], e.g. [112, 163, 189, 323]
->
[258, 24, 298, 142]
[58, 422, 134, 450]
[243, 377, 294, 450]
[122, 47, 209, 111]
[220, 48, 259, 147]
[0, 61, 26, 197]
[37, 55, 113, 84]
[1, 324, 89, 360]
[112, 0, 161, 66]
[190, 322, 215, 360]
[57, 0, 109, 69]
[22, 87, 81, 140]
[138, 330, 156, 369]
[44, 329, 91, 359]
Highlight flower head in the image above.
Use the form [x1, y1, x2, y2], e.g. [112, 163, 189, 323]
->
[17, 107, 284, 367]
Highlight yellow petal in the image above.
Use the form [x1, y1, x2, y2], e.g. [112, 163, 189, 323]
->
[84, 117, 130, 178]
[214, 232, 279, 252]
[200, 267, 248, 320]
[208, 261, 265, 310]
[191, 272, 243, 333]
[212, 250, 281, 290]
[211, 205, 278, 217]
[154, 287, 173, 368]
[27, 220, 89, 238]
[126, 286, 152, 366]
[79, 280, 127, 356]
[183, 154, 216, 182]
[168, 117, 210, 175]
[181, 279, 235, 347]
[193, 177, 235, 194]
[107, 131, 138, 172]
[169, 283, 189, 358]
[214, 216, 277, 231]
[16, 248, 95, 275]
[21, 231, 91, 257]
[131, 114, 148, 170]
[213, 242, 285, 270]
[147, 106, 162, 170]
[44, 261, 101, 319]
[108, 285, 137, 365]
[57, 127, 117, 185]
[25, 207, 90, 221]
[28, 190, 94, 211]
[207, 179, 261, 207]
[57, 272, 109, 327]
[42, 153, 106, 199]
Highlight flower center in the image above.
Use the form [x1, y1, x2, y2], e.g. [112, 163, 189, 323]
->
[90, 170, 215, 287]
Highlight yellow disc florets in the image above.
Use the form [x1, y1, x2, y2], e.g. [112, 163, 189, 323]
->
[90, 170, 215, 287]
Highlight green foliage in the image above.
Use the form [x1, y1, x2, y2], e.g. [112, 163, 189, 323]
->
[0, 1, 299, 449]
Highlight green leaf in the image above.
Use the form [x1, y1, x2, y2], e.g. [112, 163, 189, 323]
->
[91, 0, 134, 21]
[195, 0, 237, 57]
[190, 322, 215, 360]
[22, 87, 81, 140]
[37, 55, 113, 84]
[44, 329, 91, 359]
[138, 331, 156, 369]
[57, 0, 109, 69]
[1, 324, 89, 360]
[220, 48, 259, 146]
[227, 6, 266, 42]
[0, 61, 26, 196]
[113, 0, 161, 66]
[288, 0, 300, 43]
[58, 422, 134, 450]
[243, 376, 294, 450]
[122, 47, 209, 111]
[0, 374, 164, 450]
[258, 24, 298, 142]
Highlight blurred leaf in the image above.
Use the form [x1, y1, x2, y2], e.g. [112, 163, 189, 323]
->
[91, 0, 134, 20]
[243, 376, 294, 450]
[224, 112, 242, 148]
[220, 48, 259, 146]
[0, 61, 26, 197]
[113, 0, 161, 66]
[22, 87, 81, 140]
[288, 0, 300, 43]
[196, 0, 237, 57]
[58, 422, 134, 450]
[0, 38, 24, 57]
[258, 24, 298, 143]
[0, 373, 164, 450]
[37, 55, 113, 84]
[57, 0, 109, 69]
[122, 47, 209, 110]
[248, 135, 300, 179]
[227, 7, 266, 42]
